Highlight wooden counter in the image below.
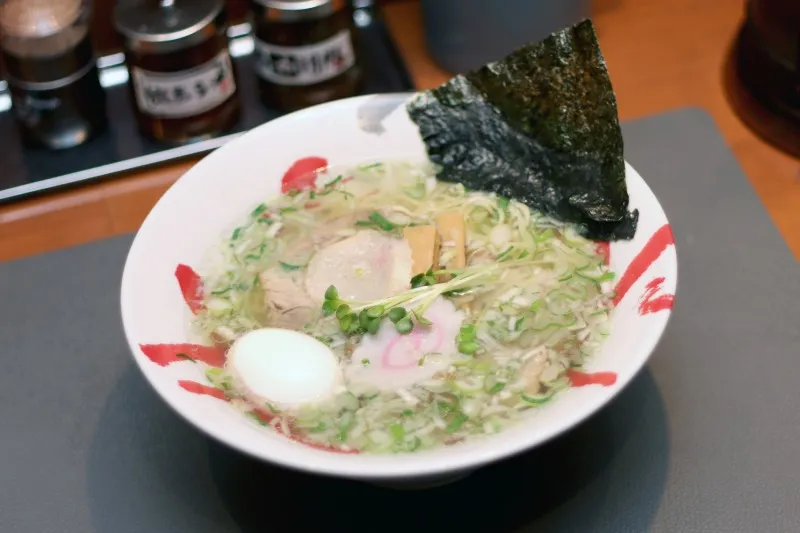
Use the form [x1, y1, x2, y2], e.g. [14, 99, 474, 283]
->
[1, 0, 798, 261]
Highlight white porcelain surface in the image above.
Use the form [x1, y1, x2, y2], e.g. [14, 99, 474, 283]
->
[121, 93, 677, 483]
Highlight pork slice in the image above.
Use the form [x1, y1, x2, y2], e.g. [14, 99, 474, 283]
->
[260, 268, 316, 330]
[304, 230, 413, 303]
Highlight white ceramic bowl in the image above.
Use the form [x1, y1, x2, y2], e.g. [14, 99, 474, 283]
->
[121, 93, 677, 485]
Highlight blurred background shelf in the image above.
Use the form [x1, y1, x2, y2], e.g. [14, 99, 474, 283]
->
[0, 3, 413, 203]
[1, 0, 799, 263]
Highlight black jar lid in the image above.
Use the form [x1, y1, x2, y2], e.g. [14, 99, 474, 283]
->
[114, 0, 226, 54]
[253, 0, 346, 23]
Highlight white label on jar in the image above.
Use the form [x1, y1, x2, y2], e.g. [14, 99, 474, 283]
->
[131, 50, 236, 119]
[254, 29, 356, 86]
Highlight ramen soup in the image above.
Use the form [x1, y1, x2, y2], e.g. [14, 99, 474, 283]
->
[193, 161, 614, 453]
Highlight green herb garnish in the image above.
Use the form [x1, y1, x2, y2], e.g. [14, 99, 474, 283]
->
[489, 382, 506, 394]
[410, 266, 438, 289]
[250, 203, 268, 218]
[456, 324, 481, 355]
[390, 423, 405, 441]
[247, 412, 269, 426]
[279, 261, 302, 272]
[355, 211, 402, 232]
[446, 413, 469, 433]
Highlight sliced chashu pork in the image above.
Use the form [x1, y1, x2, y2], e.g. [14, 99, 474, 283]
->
[305, 230, 413, 303]
[259, 268, 316, 330]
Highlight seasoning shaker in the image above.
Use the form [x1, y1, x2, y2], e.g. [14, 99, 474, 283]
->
[0, 0, 107, 150]
[114, 0, 241, 144]
[251, 0, 362, 111]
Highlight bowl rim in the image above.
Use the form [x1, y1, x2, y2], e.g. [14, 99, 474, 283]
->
[120, 93, 677, 479]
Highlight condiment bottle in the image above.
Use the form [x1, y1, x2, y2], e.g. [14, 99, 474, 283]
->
[0, 0, 107, 150]
[114, 0, 241, 144]
[251, 0, 362, 111]
[739, 0, 800, 117]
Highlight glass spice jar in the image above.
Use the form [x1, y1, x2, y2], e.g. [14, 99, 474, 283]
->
[0, 0, 107, 150]
[251, 0, 363, 111]
[114, 0, 241, 144]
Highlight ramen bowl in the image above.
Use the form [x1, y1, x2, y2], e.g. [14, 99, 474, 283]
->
[120, 93, 677, 486]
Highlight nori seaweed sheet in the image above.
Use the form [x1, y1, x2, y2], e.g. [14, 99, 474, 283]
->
[406, 19, 638, 241]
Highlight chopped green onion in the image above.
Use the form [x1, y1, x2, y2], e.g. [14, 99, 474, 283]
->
[250, 203, 268, 218]
[459, 341, 480, 355]
[404, 182, 426, 199]
[244, 243, 267, 261]
[279, 261, 302, 272]
[246, 411, 268, 426]
[406, 437, 422, 451]
[446, 413, 469, 433]
[309, 422, 327, 433]
[337, 411, 355, 441]
[496, 246, 515, 261]
[521, 392, 556, 406]
[489, 382, 506, 394]
[390, 423, 405, 441]
[436, 401, 456, 415]
[575, 269, 615, 283]
[458, 324, 477, 342]
[367, 211, 396, 232]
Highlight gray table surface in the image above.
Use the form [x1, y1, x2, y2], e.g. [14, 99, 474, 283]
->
[1, 108, 798, 533]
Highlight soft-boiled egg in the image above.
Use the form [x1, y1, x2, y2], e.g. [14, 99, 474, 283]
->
[226, 328, 344, 410]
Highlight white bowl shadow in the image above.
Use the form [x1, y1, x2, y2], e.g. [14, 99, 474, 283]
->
[86, 361, 670, 532]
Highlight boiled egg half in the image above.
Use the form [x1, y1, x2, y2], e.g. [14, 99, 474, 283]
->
[226, 328, 344, 410]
